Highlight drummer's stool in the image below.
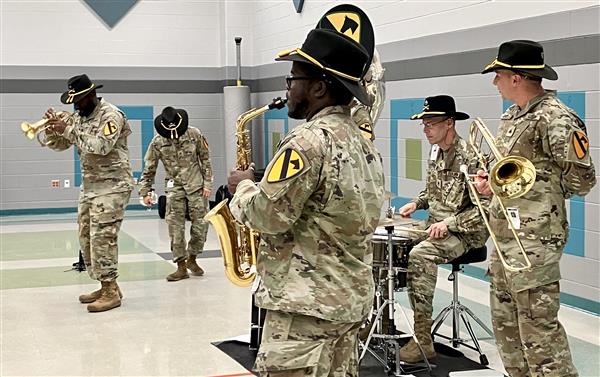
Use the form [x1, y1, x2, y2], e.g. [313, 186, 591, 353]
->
[431, 246, 494, 366]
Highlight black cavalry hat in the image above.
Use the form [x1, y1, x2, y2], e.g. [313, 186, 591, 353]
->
[154, 106, 189, 139]
[410, 95, 469, 121]
[276, 28, 371, 105]
[481, 40, 558, 80]
[60, 74, 103, 104]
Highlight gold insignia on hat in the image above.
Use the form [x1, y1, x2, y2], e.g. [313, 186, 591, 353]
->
[102, 121, 118, 136]
[572, 130, 589, 159]
[266, 148, 305, 183]
[325, 12, 361, 43]
[160, 113, 183, 139]
[64, 84, 95, 104]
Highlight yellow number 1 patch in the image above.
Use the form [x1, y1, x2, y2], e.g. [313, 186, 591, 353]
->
[572, 130, 589, 160]
[267, 148, 305, 183]
[358, 122, 373, 139]
[102, 121, 118, 136]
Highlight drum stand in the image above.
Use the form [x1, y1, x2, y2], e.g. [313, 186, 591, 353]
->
[360, 225, 432, 376]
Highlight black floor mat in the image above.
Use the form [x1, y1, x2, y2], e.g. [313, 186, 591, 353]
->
[212, 339, 490, 376]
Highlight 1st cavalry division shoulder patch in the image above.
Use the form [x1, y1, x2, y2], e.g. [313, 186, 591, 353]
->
[102, 121, 118, 136]
[572, 130, 589, 160]
[267, 148, 305, 183]
[358, 122, 373, 139]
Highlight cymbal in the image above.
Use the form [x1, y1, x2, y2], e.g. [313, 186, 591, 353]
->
[377, 215, 422, 228]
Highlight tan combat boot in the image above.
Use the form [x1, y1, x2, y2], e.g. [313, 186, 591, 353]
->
[186, 255, 204, 276]
[87, 281, 121, 312]
[399, 318, 436, 363]
[166, 261, 189, 281]
[79, 283, 123, 303]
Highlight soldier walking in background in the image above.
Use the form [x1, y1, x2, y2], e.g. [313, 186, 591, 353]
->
[139, 106, 213, 281]
[397, 95, 489, 362]
[45, 74, 134, 312]
[478, 40, 596, 377]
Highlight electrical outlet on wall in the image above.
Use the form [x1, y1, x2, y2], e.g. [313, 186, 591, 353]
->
[51, 180, 60, 188]
[64, 179, 70, 188]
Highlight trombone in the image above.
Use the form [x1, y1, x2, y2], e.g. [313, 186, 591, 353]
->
[462, 117, 535, 272]
[20, 110, 73, 147]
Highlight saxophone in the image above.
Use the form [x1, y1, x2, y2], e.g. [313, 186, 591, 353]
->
[204, 97, 287, 287]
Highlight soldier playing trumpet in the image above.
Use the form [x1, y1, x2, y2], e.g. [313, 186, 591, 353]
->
[44, 74, 134, 313]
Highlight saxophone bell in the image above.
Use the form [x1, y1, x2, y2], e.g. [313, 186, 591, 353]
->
[205, 97, 287, 287]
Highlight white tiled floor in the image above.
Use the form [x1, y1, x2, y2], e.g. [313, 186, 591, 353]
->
[1, 211, 599, 376]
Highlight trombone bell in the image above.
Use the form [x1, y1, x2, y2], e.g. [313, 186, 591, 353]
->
[464, 117, 535, 273]
[490, 155, 536, 199]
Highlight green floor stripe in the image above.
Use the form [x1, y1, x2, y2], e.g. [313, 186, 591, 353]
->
[0, 230, 152, 261]
[0, 260, 173, 290]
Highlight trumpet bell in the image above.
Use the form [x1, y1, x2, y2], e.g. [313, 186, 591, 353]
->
[21, 122, 39, 139]
[490, 156, 536, 199]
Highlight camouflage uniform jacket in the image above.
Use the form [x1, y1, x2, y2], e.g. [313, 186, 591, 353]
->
[412, 134, 489, 248]
[230, 105, 385, 323]
[138, 127, 213, 197]
[46, 98, 133, 197]
[489, 90, 596, 291]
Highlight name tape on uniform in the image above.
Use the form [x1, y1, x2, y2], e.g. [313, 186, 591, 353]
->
[267, 148, 305, 183]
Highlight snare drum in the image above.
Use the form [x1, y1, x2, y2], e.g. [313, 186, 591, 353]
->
[371, 228, 413, 290]
[371, 229, 412, 268]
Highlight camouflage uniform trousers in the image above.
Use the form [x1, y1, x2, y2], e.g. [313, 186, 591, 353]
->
[78, 190, 132, 282]
[254, 310, 363, 376]
[407, 233, 466, 319]
[166, 188, 209, 263]
[489, 251, 578, 377]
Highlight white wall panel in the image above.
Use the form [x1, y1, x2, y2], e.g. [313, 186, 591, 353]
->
[1, 0, 222, 67]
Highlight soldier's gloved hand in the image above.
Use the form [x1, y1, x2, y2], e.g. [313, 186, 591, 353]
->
[227, 165, 255, 195]
[398, 202, 417, 217]
[427, 221, 448, 239]
[474, 169, 493, 196]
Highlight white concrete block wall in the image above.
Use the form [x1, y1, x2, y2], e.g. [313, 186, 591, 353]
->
[1, 0, 224, 67]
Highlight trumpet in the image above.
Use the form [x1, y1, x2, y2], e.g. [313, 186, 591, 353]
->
[21, 111, 73, 147]
[463, 117, 534, 272]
